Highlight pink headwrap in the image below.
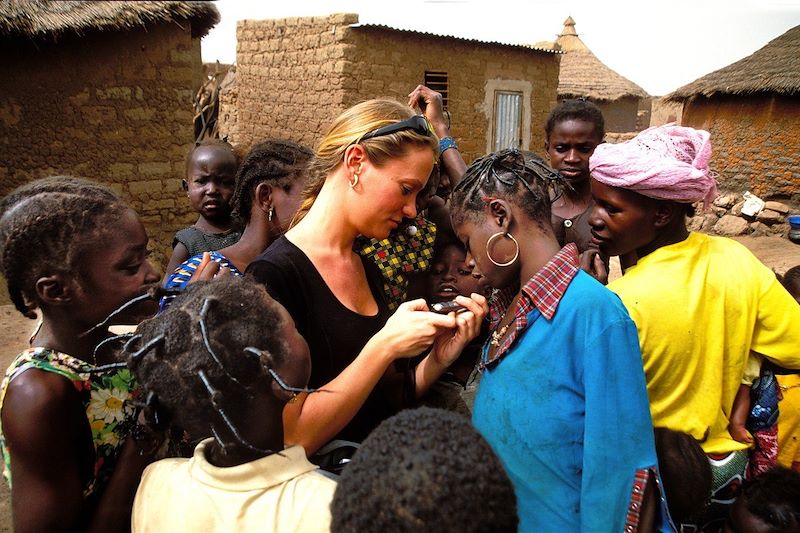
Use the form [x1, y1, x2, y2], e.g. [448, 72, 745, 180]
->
[589, 124, 718, 208]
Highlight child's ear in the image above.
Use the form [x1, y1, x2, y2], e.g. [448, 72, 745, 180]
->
[35, 273, 75, 306]
[654, 201, 679, 228]
[489, 199, 512, 232]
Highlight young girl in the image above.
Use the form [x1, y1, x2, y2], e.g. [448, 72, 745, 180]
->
[449, 149, 668, 532]
[165, 139, 241, 276]
[161, 140, 312, 308]
[247, 99, 487, 467]
[130, 277, 336, 532]
[545, 99, 605, 254]
[0, 178, 161, 532]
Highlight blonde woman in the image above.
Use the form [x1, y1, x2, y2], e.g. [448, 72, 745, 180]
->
[247, 99, 487, 470]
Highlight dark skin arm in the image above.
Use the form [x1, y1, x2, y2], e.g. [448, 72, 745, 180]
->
[728, 384, 753, 444]
[3, 370, 150, 533]
[163, 242, 190, 283]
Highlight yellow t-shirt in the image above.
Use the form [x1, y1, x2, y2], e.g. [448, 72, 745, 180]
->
[778, 373, 800, 468]
[609, 232, 800, 454]
[132, 440, 336, 533]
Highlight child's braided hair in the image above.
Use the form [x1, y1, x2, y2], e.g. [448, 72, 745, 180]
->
[0, 178, 127, 319]
[125, 276, 300, 449]
[230, 139, 312, 222]
[450, 148, 566, 232]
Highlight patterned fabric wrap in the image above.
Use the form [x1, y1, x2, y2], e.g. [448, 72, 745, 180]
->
[748, 425, 778, 478]
[679, 450, 748, 533]
[746, 369, 780, 432]
[0, 347, 138, 498]
[160, 251, 243, 311]
[356, 215, 436, 310]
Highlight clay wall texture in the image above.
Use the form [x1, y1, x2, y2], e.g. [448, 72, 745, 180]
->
[0, 24, 202, 271]
[681, 94, 800, 202]
[596, 96, 640, 133]
[221, 14, 560, 164]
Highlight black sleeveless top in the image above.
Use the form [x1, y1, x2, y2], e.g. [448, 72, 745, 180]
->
[247, 236, 395, 443]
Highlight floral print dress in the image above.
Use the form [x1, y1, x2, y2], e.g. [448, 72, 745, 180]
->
[0, 347, 138, 499]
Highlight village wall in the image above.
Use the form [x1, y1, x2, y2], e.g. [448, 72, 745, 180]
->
[219, 14, 356, 151]
[341, 27, 560, 164]
[220, 14, 559, 165]
[0, 24, 202, 274]
[597, 96, 640, 133]
[682, 94, 800, 203]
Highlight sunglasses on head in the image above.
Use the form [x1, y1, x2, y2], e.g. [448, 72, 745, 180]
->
[359, 114, 434, 142]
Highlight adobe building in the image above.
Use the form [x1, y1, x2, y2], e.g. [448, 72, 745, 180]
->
[219, 13, 561, 164]
[667, 25, 800, 203]
[0, 1, 219, 269]
[550, 17, 650, 133]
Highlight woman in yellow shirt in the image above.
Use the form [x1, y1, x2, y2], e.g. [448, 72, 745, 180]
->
[585, 125, 800, 531]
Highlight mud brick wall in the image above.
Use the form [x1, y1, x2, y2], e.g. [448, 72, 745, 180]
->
[0, 24, 203, 278]
[342, 26, 559, 164]
[220, 13, 560, 165]
[681, 94, 800, 203]
[220, 13, 356, 152]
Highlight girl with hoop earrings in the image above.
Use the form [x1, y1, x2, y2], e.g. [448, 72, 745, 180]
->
[448, 149, 672, 532]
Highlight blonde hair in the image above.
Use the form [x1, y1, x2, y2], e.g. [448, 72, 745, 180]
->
[291, 99, 439, 226]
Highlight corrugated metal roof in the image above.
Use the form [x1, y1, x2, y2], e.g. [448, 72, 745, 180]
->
[349, 23, 563, 54]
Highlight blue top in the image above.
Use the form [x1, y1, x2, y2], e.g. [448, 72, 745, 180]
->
[160, 251, 243, 311]
[473, 271, 671, 532]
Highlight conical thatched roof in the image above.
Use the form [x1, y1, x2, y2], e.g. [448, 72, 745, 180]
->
[555, 16, 648, 101]
[666, 24, 800, 102]
[0, 0, 219, 40]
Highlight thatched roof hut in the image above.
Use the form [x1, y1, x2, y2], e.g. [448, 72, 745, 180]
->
[664, 24, 800, 202]
[666, 24, 800, 102]
[548, 17, 649, 132]
[0, 1, 220, 274]
[555, 16, 648, 102]
[0, 0, 219, 40]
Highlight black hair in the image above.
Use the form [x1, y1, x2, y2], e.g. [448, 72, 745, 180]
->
[544, 98, 605, 140]
[736, 467, 800, 530]
[653, 427, 712, 524]
[230, 139, 312, 222]
[184, 138, 240, 176]
[331, 407, 518, 533]
[450, 148, 566, 231]
[782, 265, 800, 299]
[0, 179, 126, 319]
[0, 175, 118, 220]
[125, 276, 301, 452]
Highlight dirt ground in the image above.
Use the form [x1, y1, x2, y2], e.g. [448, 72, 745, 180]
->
[0, 235, 798, 531]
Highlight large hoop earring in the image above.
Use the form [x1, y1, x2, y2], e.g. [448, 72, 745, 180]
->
[486, 232, 519, 267]
[349, 172, 359, 189]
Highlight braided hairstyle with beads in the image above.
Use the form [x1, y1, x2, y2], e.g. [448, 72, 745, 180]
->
[125, 276, 299, 447]
[0, 178, 127, 319]
[229, 139, 312, 223]
[449, 148, 567, 233]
